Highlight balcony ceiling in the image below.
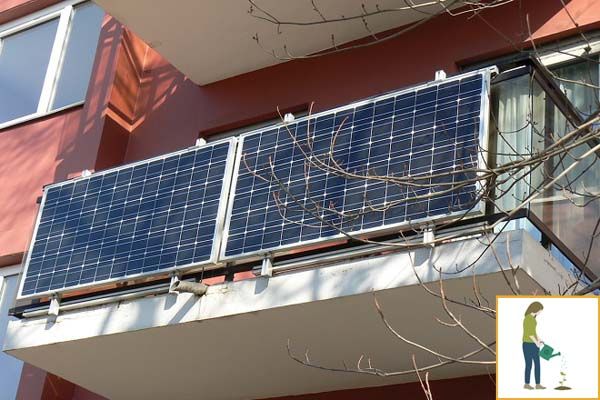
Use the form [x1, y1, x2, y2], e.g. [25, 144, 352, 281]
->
[93, 0, 451, 84]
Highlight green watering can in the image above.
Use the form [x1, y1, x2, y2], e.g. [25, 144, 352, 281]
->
[539, 343, 561, 361]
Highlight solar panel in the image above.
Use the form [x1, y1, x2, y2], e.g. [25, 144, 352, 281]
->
[18, 139, 236, 298]
[221, 69, 492, 259]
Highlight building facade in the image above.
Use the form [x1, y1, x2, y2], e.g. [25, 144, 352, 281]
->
[0, 0, 599, 399]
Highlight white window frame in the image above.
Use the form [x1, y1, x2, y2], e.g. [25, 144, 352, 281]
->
[538, 37, 600, 67]
[537, 35, 600, 107]
[0, 265, 22, 400]
[0, 0, 93, 131]
[0, 265, 22, 306]
[0, 265, 20, 278]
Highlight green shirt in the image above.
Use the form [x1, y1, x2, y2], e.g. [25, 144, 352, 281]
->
[523, 314, 537, 343]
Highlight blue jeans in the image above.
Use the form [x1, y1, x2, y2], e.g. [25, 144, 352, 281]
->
[523, 342, 540, 384]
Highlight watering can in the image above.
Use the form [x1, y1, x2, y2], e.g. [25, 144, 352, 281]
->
[539, 343, 561, 361]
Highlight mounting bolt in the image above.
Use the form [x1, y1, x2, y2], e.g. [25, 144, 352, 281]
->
[283, 113, 295, 123]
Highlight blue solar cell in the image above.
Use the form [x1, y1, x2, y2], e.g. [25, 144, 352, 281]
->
[20, 140, 235, 298]
[223, 70, 490, 258]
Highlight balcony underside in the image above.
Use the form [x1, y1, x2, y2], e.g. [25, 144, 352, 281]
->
[93, 0, 453, 84]
[4, 230, 575, 400]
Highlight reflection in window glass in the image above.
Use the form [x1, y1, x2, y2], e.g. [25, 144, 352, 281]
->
[0, 275, 23, 400]
[51, 2, 104, 110]
[491, 74, 544, 213]
[551, 56, 600, 121]
[0, 18, 59, 124]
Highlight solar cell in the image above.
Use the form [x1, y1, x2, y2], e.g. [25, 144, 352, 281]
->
[19, 139, 236, 298]
[222, 69, 492, 259]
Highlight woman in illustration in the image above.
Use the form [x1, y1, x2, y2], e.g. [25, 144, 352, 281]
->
[523, 301, 545, 390]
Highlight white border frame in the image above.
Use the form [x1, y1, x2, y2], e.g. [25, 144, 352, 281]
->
[539, 36, 600, 67]
[0, 0, 93, 131]
[17, 137, 238, 300]
[0, 265, 21, 278]
[0, 265, 22, 314]
[219, 67, 497, 262]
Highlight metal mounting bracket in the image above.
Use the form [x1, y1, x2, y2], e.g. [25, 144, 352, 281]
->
[48, 293, 61, 317]
[195, 138, 207, 147]
[81, 169, 92, 177]
[260, 255, 274, 277]
[423, 226, 435, 247]
[434, 70, 446, 81]
[168, 271, 182, 294]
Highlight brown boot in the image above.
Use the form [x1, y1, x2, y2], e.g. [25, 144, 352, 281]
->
[535, 384, 546, 389]
[524, 384, 534, 390]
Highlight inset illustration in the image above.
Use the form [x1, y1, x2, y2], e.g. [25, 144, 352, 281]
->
[497, 296, 599, 399]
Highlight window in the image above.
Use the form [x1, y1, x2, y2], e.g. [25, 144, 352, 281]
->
[490, 37, 600, 277]
[552, 55, 600, 121]
[0, 1, 104, 128]
[0, 268, 23, 400]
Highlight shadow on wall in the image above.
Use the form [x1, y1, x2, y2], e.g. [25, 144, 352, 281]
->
[53, 17, 123, 182]
[120, 41, 204, 163]
[117, 0, 573, 163]
[0, 17, 125, 262]
[54, 16, 194, 176]
[60, 0, 584, 176]
[88, 23, 200, 166]
[0, 16, 185, 262]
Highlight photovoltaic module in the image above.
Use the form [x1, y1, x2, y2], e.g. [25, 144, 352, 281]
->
[19, 139, 235, 297]
[221, 70, 490, 259]
[18, 68, 492, 298]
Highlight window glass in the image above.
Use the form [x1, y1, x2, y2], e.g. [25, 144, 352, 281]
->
[492, 60, 600, 278]
[51, 2, 104, 110]
[531, 59, 600, 274]
[529, 102, 600, 277]
[552, 55, 600, 121]
[0, 18, 59, 124]
[0, 275, 23, 400]
[491, 74, 544, 213]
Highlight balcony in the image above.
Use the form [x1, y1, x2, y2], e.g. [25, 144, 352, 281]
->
[4, 230, 575, 399]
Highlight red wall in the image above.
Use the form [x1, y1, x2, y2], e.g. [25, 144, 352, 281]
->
[1, 0, 599, 399]
[120, 0, 600, 162]
[0, 0, 57, 24]
[15, 373, 494, 400]
[265, 374, 495, 400]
